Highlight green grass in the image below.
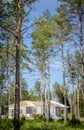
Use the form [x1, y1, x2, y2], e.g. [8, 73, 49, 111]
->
[0, 118, 84, 130]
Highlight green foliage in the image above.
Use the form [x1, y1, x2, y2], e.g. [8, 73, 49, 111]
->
[53, 82, 64, 103]
[52, 4, 72, 45]
[79, 89, 84, 117]
[53, 82, 69, 105]
[34, 80, 41, 98]
[0, 119, 13, 130]
[32, 12, 55, 63]
[65, 118, 81, 127]
[20, 44, 33, 71]
[66, 51, 81, 83]
[27, 88, 38, 101]
[0, 118, 84, 130]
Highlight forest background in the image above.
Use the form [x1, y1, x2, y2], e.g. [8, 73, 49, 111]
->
[0, 1, 84, 129]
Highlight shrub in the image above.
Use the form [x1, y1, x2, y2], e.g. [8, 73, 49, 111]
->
[0, 119, 13, 130]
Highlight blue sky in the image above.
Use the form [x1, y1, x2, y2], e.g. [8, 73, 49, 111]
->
[32, 0, 60, 16]
[23, 0, 63, 91]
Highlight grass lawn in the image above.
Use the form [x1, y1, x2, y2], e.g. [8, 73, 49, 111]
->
[0, 118, 84, 130]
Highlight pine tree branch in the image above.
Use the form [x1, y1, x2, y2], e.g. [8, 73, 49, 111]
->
[0, 24, 16, 37]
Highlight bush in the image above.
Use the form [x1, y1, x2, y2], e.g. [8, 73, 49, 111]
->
[0, 119, 13, 130]
[57, 118, 64, 124]
[0, 118, 84, 130]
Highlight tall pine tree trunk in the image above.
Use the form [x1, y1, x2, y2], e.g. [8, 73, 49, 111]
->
[77, 80, 80, 119]
[61, 43, 67, 121]
[0, 85, 2, 118]
[47, 60, 50, 122]
[6, 41, 9, 119]
[72, 80, 76, 118]
[78, 3, 84, 117]
[42, 69, 46, 121]
[41, 60, 46, 121]
[70, 94, 72, 119]
[14, 0, 22, 130]
[14, 64, 16, 103]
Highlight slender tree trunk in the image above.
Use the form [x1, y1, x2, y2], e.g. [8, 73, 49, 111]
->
[47, 60, 50, 122]
[41, 87, 43, 114]
[20, 75, 22, 101]
[0, 60, 1, 117]
[61, 43, 67, 121]
[75, 89, 77, 118]
[77, 82, 80, 119]
[72, 81, 76, 118]
[41, 74, 43, 114]
[6, 41, 9, 119]
[70, 94, 72, 119]
[14, 0, 22, 130]
[42, 71, 46, 121]
[0, 85, 2, 118]
[42, 86, 46, 120]
[14, 64, 16, 103]
[41, 61, 46, 121]
[78, 4, 84, 117]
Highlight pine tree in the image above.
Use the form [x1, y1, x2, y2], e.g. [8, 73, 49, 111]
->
[32, 12, 54, 121]
[59, 0, 84, 118]
[52, 4, 72, 120]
